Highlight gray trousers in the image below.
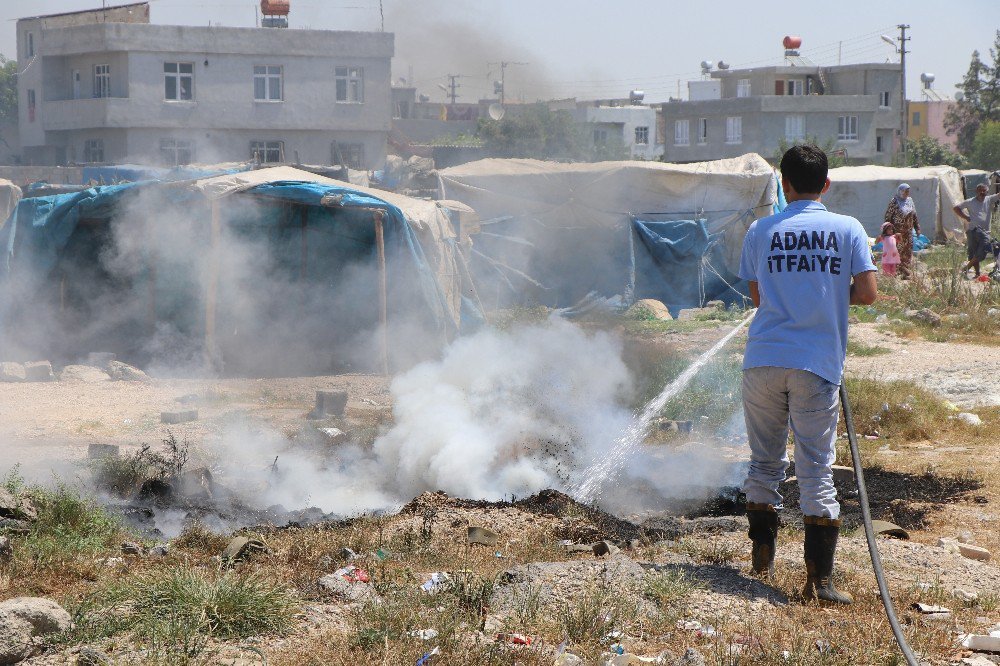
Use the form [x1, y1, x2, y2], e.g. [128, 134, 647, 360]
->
[742, 366, 841, 519]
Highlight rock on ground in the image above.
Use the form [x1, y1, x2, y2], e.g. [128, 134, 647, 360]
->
[106, 361, 151, 383]
[627, 299, 672, 321]
[0, 363, 25, 383]
[317, 575, 381, 604]
[59, 365, 111, 383]
[0, 597, 71, 665]
[0, 489, 36, 522]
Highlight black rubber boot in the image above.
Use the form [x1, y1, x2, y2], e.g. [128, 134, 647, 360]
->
[746, 502, 778, 577]
[802, 516, 853, 604]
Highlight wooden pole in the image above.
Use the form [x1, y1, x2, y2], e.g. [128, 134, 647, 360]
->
[147, 252, 157, 334]
[204, 199, 221, 369]
[374, 209, 389, 375]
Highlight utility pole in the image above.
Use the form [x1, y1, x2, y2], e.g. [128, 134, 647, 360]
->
[898, 24, 910, 156]
[491, 60, 528, 106]
[446, 74, 461, 105]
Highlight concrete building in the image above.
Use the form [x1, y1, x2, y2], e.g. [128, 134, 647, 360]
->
[661, 62, 902, 165]
[573, 102, 663, 161]
[907, 92, 957, 150]
[16, 2, 393, 168]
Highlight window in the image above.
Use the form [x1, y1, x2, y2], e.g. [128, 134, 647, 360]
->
[837, 115, 859, 141]
[725, 116, 742, 144]
[250, 140, 283, 163]
[253, 65, 283, 101]
[332, 141, 365, 169]
[785, 114, 805, 141]
[736, 79, 751, 98]
[876, 135, 885, 153]
[335, 66, 364, 103]
[27, 90, 35, 122]
[83, 138, 104, 163]
[912, 111, 921, 127]
[673, 120, 689, 146]
[26, 32, 33, 58]
[160, 138, 194, 166]
[94, 64, 111, 99]
[787, 79, 804, 96]
[697, 118, 708, 144]
[593, 128, 608, 144]
[635, 126, 649, 145]
[879, 91, 891, 108]
[164, 62, 194, 101]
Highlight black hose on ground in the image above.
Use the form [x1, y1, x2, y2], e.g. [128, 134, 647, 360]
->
[840, 383, 920, 666]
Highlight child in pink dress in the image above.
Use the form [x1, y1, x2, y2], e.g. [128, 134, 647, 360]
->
[879, 222, 900, 276]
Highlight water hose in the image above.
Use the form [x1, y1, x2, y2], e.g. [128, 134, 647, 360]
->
[840, 383, 920, 666]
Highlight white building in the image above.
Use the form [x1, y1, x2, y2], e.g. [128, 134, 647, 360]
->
[16, 2, 393, 168]
[573, 103, 663, 161]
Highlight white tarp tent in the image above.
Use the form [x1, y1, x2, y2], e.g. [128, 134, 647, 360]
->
[438, 154, 776, 309]
[0, 179, 22, 231]
[823, 165, 965, 242]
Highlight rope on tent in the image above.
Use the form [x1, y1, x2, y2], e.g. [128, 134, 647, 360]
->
[630, 201, 775, 217]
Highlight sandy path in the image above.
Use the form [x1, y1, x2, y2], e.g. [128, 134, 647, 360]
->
[846, 322, 1000, 407]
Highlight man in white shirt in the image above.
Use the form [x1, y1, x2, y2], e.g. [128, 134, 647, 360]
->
[955, 184, 1000, 278]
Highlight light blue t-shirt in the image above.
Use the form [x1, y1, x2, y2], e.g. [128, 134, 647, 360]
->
[739, 199, 876, 384]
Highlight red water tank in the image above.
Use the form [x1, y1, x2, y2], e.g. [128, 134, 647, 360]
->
[261, 0, 290, 15]
[783, 35, 802, 49]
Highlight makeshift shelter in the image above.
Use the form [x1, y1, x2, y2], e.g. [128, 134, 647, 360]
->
[0, 179, 22, 231]
[437, 155, 776, 312]
[822, 165, 965, 242]
[0, 167, 474, 374]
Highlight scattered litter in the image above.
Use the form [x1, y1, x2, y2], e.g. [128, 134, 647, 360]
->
[961, 634, 1000, 652]
[957, 412, 984, 427]
[408, 629, 439, 640]
[913, 603, 952, 620]
[555, 651, 584, 666]
[815, 639, 831, 653]
[677, 620, 702, 631]
[421, 572, 451, 593]
[220, 536, 269, 566]
[318, 427, 348, 444]
[374, 548, 390, 560]
[467, 526, 499, 547]
[340, 547, 359, 561]
[415, 647, 440, 665]
[333, 565, 370, 583]
[496, 633, 532, 645]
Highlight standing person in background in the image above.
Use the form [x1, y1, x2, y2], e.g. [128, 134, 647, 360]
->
[739, 145, 877, 605]
[878, 222, 901, 277]
[883, 184, 920, 280]
[955, 184, 1000, 279]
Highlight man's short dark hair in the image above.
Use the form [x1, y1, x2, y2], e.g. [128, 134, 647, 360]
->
[780, 144, 828, 195]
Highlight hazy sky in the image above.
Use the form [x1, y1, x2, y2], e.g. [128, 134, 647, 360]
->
[2, 0, 997, 104]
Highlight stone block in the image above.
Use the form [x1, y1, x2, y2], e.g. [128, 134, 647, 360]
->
[958, 543, 991, 561]
[318, 427, 348, 445]
[60, 365, 111, 383]
[107, 361, 151, 383]
[313, 390, 348, 417]
[161, 409, 198, 424]
[23, 361, 54, 382]
[87, 443, 120, 459]
[0, 362, 25, 382]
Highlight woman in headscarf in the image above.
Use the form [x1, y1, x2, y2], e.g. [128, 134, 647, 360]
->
[883, 184, 920, 279]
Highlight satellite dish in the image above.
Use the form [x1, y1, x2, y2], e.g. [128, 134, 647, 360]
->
[488, 103, 505, 121]
[700, 60, 714, 71]
[717, 61, 730, 70]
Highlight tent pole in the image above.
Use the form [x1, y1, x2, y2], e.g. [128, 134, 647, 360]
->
[148, 253, 157, 334]
[374, 209, 389, 375]
[204, 199, 221, 369]
[300, 205, 308, 281]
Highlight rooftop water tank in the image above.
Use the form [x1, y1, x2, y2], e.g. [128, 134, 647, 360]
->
[261, 0, 290, 16]
[782, 35, 802, 49]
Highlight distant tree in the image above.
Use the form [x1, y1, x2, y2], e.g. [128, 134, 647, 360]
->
[476, 104, 627, 162]
[774, 136, 847, 169]
[970, 121, 1000, 170]
[903, 136, 967, 168]
[0, 56, 17, 124]
[946, 31, 1000, 154]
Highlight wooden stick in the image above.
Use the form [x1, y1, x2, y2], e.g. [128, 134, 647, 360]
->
[374, 209, 389, 375]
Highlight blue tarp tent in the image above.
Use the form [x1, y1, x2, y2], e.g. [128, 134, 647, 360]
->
[0, 167, 474, 373]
